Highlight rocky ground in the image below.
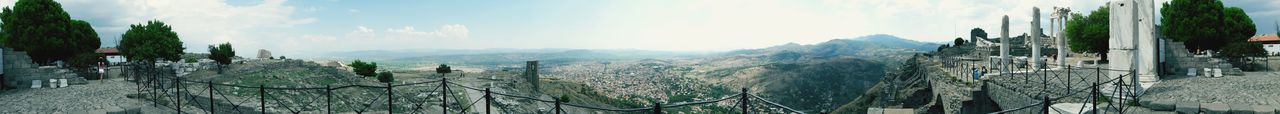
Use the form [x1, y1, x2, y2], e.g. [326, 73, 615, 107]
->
[0, 78, 176, 113]
[1142, 72, 1280, 105]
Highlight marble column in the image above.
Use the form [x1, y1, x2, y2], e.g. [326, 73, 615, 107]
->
[1056, 9, 1069, 67]
[1001, 15, 1011, 75]
[1031, 7, 1042, 70]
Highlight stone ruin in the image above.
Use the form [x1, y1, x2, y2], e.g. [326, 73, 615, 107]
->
[258, 49, 272, 59]
[3, 48, 89, 88]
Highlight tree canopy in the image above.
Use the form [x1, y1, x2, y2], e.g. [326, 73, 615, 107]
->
[208, 43, 235, 65]
[349, 60, 378, 77]
[1065, 6, 1110, 60]
[953, 37, 966, 46]
[436, 64, 452, 74]
[1161, 0, 1254, 51]
[1, 0, 101, 64]
[377, 71, 393, 83]
[121, 20, 185, 62]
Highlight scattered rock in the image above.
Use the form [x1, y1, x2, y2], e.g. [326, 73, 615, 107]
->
[1253, 105, 1274, 114]
[1229, 103, 1253, 114]
[1176, 101, 1199, 114]
[1147, 100, 1175, 111]
[1201, 103, 1228, 114]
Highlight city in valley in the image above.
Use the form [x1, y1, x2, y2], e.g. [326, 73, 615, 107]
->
[0, 0, 1278, 114]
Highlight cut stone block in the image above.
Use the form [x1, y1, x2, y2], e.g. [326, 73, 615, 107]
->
[1252, 105, 1273, 114]
[1204, 68, 1212, 77]
[49, 79, 58, 88]
[1202, 103, 1229, 114]
[30, 80, 40, 88]
[1230, 103, 1254, 114]
[1187, 68, 1196, 76]
[58, 79, 67, 87]
[1214, 68, 1224, 77]
[1177, 102, 1199, 114]
[1148, 100, 1176, 111]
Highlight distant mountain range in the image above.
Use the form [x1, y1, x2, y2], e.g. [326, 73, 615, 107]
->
[693, 34, 941, 112]
[725, 34, 940, 64]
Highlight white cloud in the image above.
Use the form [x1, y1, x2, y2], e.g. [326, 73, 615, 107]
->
[385, 24, 469, 39]
[345, 26, 377, 38]
[347, 9, 359, 13]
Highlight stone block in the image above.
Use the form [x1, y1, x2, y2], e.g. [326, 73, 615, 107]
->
[1252, 105, 1274, 114]
[1177, 102, 1199, 114]
[1230, 103, 1254, 114]
[1148, 100, 1176, 111]
[1202, 103, 1228, 114]
[30, 80, 40, 88]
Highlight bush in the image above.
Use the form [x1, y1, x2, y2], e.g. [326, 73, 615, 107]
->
[558, 94, 572, 103]
[377, 71, 393, 83]
[349, 60, 378, 77]
[67, 53, 105, 69]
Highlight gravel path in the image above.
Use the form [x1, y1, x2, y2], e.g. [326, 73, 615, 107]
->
[0, 79, 176, 113]
[1142, 72, 1280, 105]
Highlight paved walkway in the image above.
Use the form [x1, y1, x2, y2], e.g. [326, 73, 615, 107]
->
[1142, 72, 1280, 105]
[0, 78, 176, 113]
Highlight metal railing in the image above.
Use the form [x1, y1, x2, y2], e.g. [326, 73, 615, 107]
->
[936, 57, 1142, 114]
[126, 64, 809, 114]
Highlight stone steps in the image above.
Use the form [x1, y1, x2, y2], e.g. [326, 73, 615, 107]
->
[3, 47, 86, 88]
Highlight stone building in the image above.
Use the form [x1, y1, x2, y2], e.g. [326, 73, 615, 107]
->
[257, 49, 272, 59]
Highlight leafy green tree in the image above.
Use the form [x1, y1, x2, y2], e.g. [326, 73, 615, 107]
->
[1161, 0, 1255, 51]
[953, 37, 966, 46]
[120, 20, 185, 62]
[208, 43, 234, 74]
[436, 64, 452, 76]
[1066, 6, 1110, 60]
[1219, 42, 1265, 70]
[279, 56, 286, 60]
[0, 0, 101, 64]
[349, 60, 378, 77]
[377, 71, 393, 83]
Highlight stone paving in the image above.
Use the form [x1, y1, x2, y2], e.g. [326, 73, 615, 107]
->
[0, 78, 175, 113]
[1142, 72, 1280, 106]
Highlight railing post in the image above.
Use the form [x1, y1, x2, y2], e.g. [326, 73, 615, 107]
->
[326, 85, 332, 114]
[176, 77, 181, 113]
[1042, 96, 1050, 114]
[209, 81, 215, 114]
[485, 88, 492, 114]
[387, 82, 393, 113]
[653, 102, 662, 114]
[260, 85, 266, 114]
[441, 79, 449, 114]
[1092, 82, 1099, 114]
[740, 88, 749, 114]
[554, 99, 562, 114]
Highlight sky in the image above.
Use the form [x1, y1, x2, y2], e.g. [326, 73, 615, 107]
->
[0, 0, 1277, 57]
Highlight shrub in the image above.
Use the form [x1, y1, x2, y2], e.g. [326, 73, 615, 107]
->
[349, 60, 378, 77]
[377, 71, 393, 83]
